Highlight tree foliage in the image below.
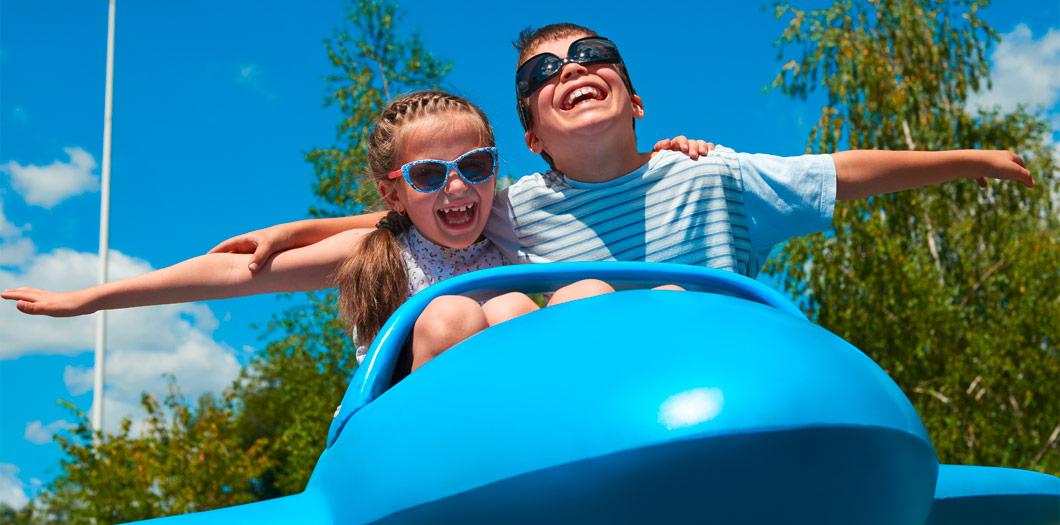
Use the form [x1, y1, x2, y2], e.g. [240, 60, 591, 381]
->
[306, 0, 450, 216]
[26, 384, 269, 524]
[769, 0, 1059, 473]
[229, 291, 360, 497]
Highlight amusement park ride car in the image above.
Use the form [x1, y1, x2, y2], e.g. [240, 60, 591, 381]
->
[142, 262, 1060, 524]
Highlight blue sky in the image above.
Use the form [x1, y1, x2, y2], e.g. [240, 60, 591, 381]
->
[0, 0, 1057, 507]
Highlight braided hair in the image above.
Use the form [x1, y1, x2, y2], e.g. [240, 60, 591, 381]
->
[334, 91, 495, 347]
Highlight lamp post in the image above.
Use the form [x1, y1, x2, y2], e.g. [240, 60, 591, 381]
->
[93, 0, 116, 435]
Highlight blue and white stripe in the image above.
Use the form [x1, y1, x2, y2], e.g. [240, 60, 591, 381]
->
[506, 148, 755, 275]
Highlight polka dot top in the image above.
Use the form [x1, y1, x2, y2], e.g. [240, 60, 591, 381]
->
[354, 226, 508, 364]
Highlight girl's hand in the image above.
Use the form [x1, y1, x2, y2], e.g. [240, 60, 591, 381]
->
[652, 136, 715, 160]
[208, 224, 293, 272]
[1, 287, 93, 317]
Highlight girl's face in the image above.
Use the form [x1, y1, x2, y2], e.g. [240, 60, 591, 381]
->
[380, 114, 495, 249]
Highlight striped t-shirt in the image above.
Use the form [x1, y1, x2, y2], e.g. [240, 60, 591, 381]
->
[484, 147, 835, 279]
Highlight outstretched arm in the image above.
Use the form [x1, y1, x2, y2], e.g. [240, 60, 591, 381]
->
[209, 214, 385, 272]
[3, 228, 370, 317]
[832, 149, 1033, 201]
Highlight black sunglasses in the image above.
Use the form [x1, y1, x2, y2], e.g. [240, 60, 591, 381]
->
[515, 36, 625, 98]
[515, 36, 636, 132]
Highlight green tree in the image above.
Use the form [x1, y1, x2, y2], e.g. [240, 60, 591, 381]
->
[306, 0, 450, 216]
[769, 0, 1059, 473]
[28, 385, 269, 524]
[230, 0, 451, 496]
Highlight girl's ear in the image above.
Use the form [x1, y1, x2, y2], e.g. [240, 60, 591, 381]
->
[631, 94, 645, 120]
[378, 180, 405, 214]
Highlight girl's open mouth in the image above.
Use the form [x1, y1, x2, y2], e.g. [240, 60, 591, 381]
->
[438, 203, 476, 227]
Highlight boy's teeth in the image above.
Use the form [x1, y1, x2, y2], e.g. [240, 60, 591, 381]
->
[566, 86, 601, 109]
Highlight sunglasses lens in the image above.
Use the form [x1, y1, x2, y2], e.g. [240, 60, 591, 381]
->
[572, 39, 620, 62]
[458, 151, 495, 183]
[519, 55, 561, 97]
[407, 162, 448, 192]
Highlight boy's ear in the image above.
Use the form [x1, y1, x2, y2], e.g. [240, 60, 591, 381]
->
[525, 129, 544, 154]
[631, 94, 645, 120]
[378, 180, 405, 214]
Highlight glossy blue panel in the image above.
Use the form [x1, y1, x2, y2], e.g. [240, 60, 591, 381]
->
[927, 465, 1060, 525]
[311, 285, 937, 523]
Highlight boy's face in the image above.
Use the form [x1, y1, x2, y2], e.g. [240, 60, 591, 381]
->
[521, 34, 644, 158]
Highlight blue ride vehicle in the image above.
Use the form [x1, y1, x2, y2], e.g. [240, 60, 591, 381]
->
[143, 262, 1059, 524]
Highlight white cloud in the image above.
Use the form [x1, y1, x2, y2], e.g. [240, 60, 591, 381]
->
[236, 63, 276, 100]
[23, 419, 72, 445]
[967, 25, 1060, 114]
[11, 106, 28, 125]
[0, 202, 36, 267]
[0, 248, 242, 436]
[0, 463, 28, 509]
[1, 147, 99, 208]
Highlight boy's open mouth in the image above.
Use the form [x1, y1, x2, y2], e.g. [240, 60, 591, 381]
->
[561, 86, 606, 110]
[438, 203, 476, 227]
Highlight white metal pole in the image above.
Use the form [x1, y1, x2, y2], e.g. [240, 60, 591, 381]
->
[93, 0, 116, 435]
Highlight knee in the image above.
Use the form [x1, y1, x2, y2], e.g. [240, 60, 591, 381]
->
[412, 295, 487, 366]
[483, 292, 539, 326]
[548, 279, 615, 306]
[652, 284, 685, 291]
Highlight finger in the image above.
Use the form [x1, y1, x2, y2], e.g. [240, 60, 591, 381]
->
[1018, 166, 1034, 188]
[705, 142, 716, 151]
[15, 300, 42, 315]
[1, 289, 40, 301]
[652, 139, 672, 152]
[695, 140, 710, 156]
[1011, 152, 1026, 169]
[674, 135, 690, 152]
[248, 242, 274, 272]
[208, 237, 241, 254]
[211, 236, 262, 255]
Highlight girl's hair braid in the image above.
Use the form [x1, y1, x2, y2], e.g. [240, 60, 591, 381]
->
[334, 91, 495, 348]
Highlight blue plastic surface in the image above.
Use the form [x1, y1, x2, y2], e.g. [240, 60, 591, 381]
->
[926, 465, 1060, 524]
[126, 262, 1059, 524]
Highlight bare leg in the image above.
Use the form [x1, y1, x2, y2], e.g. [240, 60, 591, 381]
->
[482, 292, 540, 326]
[411, 295, 487, 371]
[547, 279, 615, 307]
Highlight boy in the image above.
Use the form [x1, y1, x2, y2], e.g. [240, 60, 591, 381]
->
[213, 23, 1033, 280]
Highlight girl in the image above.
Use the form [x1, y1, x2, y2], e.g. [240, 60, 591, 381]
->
[1, 91, 611, 378]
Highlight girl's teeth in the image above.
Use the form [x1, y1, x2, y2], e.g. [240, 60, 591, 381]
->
[439, 204, 474, 224]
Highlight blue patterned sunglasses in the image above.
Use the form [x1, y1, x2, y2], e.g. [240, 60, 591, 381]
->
[387, 147, 498, 193]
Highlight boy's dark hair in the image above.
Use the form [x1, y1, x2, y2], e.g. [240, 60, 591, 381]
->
[513, 23, 637, 171]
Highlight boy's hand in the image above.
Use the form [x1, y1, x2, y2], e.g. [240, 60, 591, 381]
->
[653, 136, 715, 160]
[1, 288, 91, 317]
[969, 150, 1034, 189]
[208, 225, 293, 272]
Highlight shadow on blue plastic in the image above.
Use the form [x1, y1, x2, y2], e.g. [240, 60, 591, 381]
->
[327, 262, 804, 447]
